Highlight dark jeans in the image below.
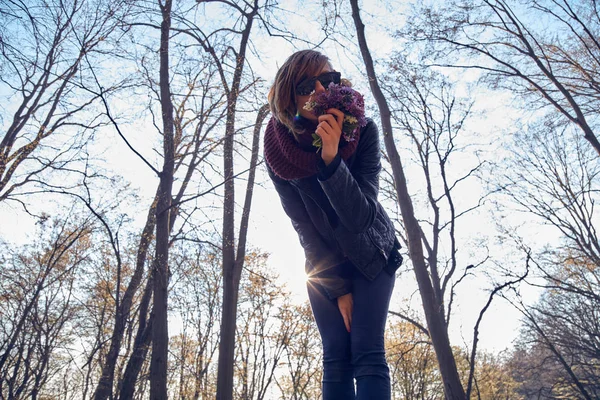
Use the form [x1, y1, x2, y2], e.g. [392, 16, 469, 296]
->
[307, 265, 395, 400]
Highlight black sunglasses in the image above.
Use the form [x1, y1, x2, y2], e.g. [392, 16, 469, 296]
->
[295, 71, 341, 96]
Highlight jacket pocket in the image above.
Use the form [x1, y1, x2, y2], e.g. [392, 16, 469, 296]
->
[367, 206, 395, 260]
[367, 229, 388, 261]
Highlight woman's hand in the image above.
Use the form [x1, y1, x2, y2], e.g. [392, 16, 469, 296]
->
[337, 292, 353, 332]
[316, 108, 344, 165]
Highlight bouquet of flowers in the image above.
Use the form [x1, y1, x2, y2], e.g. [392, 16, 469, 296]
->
[302, 81, 367, 150]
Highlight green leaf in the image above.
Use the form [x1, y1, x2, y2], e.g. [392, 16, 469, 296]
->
[311, 133, 322, 151]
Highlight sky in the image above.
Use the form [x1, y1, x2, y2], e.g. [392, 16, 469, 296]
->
[0, 0, 556, 357]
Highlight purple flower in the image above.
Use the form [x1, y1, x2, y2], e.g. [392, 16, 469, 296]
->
[303, 83, 367, 149]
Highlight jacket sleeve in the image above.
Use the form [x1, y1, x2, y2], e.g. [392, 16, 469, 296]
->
[267, 164, 351, 299]
[318, 119, 381, 234]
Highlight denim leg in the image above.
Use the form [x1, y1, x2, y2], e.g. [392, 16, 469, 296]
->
[351, 269, 395, 400]
[307, 279, 355, 400]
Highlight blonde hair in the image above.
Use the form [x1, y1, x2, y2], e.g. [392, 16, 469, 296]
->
[268, 50, 332, 137]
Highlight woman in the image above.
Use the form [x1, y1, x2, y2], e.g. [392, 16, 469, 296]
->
[263, 49, 402, 400]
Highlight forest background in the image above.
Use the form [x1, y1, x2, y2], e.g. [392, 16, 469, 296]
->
[0, 0, 598, 399]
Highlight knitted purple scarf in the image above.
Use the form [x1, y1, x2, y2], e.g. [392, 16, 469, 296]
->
[264, 117, 360, 180]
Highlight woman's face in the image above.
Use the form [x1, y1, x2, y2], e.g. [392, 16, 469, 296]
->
[295, 65, 332, 122]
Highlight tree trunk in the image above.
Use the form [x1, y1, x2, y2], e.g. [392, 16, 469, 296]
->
[348, 1, 466, 398]
[94, 193, 157, 400]
[216, 272, 242, 400]
[215, 7, 260, 399]
[118, 275, 154, 400]
[150, 0, 175, 398]
[215, 87, 240, 400]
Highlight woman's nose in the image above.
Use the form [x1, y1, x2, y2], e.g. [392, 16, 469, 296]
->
[314, 80, 326, 93]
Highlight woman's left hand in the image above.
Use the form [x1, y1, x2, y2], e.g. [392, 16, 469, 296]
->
[337, 292, 353, 332]
[316, 108, 344, 165]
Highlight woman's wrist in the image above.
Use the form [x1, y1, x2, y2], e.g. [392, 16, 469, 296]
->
[321, 147, 338, 165]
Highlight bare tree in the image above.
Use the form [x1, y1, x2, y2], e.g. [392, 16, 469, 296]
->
[495, 121, 600, 399]
[348, 2, 470, 395]
[176, 3, 271, 397]
[405, 0, 600, 156]
[386, 317, 522, 400]
[385, 319, 442, 400]
[0, 213, 94, 399]
[274, 302, 322, 400]
[168, 243, 223, 400]
[381, 59, 488, 325]
[509, 287, 599, 399]
[117, 274, 154, 400]
[137, 3, 273, 397]
[0, 0, 131, 206]
[218, 95, 269, 399]
[234, 254, 287, 400]
[86, 0, 234, 396]
[148, 1, 175, 397]
[496, 121, 600, 268]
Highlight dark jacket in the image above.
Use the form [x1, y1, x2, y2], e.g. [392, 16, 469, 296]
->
[267, 118, 402, 299]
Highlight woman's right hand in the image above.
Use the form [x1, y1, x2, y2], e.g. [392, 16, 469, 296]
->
[316, 108, 344, 165]
[337, 293, 353, 332]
